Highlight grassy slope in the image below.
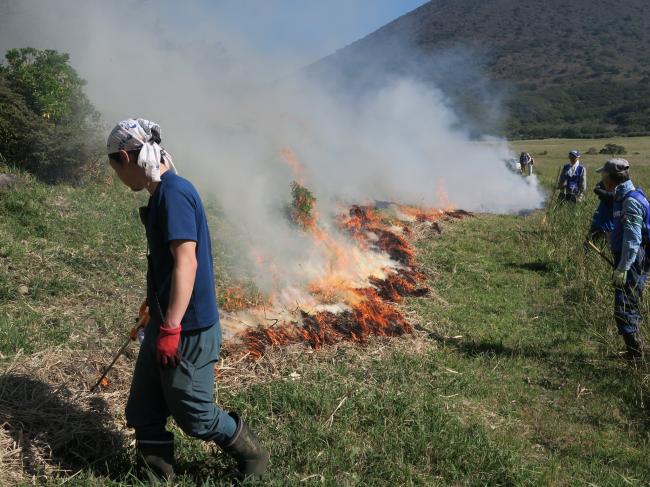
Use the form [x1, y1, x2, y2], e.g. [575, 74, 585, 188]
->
[2, 137, 650, 485]
[0, 174, 242, 357]
[0, 176, 147, 355]
[311, 0, 650, 138]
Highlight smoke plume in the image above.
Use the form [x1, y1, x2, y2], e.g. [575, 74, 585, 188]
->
[0, 0, 544, 294]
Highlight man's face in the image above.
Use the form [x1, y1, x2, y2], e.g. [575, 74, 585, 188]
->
[601, 172, 616, 191]
[109, 151, 147, 191]
[569, 155, 578, 164]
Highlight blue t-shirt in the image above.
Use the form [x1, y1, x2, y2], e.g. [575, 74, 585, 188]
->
[143, 171, 220, 331]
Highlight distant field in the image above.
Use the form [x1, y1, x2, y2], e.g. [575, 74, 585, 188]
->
[510, 136, 650, 189]
[1, 137, 650, 484]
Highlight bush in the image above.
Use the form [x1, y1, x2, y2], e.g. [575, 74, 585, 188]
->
[599, 143, 627, 155]
[288, 181, 316, 230]
[0, 74, 43, 167]
[0, 48, 102, 183]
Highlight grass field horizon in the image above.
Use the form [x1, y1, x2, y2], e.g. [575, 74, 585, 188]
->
[1, 136, 650, 485]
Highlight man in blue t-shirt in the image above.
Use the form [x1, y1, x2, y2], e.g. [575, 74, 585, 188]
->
[106, 119, 269, 480]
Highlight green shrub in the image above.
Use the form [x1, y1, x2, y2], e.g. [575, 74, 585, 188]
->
[599, 143, 627, 155]
[288, 181, 316, 230]
[0, 48, 102, 183]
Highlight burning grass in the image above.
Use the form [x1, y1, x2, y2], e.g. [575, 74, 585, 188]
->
[226, 203, 469, 359]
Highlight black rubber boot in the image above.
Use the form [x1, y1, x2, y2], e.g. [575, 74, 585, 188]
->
[136, 438, 175, 481]
[623, 333, 644, 361]
[219, 412, 270, 481]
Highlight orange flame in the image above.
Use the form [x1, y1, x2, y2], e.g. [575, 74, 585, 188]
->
[229, 205, 466, 358]
[436, 182, 453, 211]
[221, 180, 470, 359]
[280, 147, 306, 184]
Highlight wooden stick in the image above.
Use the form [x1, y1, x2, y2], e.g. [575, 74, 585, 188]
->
[542, 165, 564, 224]
[90, 335, 132, 392]
[548, 165, 564, 205]
[91, 301, 150, 392]
[585, 239, 615, 269]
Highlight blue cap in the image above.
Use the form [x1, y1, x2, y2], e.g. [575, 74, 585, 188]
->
[569, 150, 581, 158]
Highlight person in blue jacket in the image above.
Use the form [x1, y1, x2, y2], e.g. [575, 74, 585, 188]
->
[558, 150, 587, 203]
[519, 152, 534, 176]
[598, 158, 649, 360]
[106, 119, 269, 480]
[587, 181, 615, 242]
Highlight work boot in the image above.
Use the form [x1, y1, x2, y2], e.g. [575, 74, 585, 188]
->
[219, 412, 270, 481]
[136, 438, 175, 481]
[623, 333, 644, 361]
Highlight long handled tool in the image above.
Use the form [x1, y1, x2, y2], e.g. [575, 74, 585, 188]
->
[542, 165, 564, 224]
[550, 165, 564, 205]
[90, 300, 150, 392]
[584, 239, 615, 269]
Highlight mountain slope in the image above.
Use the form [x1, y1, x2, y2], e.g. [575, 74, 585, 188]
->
[310, 0, 650, 138]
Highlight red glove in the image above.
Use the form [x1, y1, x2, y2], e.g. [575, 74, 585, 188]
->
[156, 325, 181, 368]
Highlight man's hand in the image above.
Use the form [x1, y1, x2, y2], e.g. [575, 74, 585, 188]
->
[157, 325, 181, 367]
[612, 269, 627, 288]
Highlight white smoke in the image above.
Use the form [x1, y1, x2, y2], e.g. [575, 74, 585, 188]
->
[0, 0, 544, 292]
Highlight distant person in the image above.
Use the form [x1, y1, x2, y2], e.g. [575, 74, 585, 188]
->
[106, 119, 269, 480]
[557, 150, 586, 202]
[587, 181, 615, 242]
[519, 152, 534, 176]
[597, 158, 649, 360]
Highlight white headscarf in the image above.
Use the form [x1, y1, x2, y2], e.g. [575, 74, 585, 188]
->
[106, 118, 177, 182]
[567, 160, 580, 178]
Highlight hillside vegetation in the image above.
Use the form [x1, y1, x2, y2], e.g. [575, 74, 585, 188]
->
[311, 0, 650, 138]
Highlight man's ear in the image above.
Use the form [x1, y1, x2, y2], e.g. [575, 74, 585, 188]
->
[118, 149, 131, 164]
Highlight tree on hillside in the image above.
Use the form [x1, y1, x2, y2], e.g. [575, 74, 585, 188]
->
[0, 48, 102, 182]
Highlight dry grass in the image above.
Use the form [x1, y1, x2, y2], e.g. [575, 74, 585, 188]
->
[0, 347, 131, 484]
[0, 330, 438, 484]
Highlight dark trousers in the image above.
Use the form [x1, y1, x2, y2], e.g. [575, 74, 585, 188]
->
[558, 192, 579, 204]
[614, 252, 648, 335]
[125, 323, 236, 443]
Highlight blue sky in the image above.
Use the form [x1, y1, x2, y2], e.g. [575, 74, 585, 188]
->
[161, 1, 428, 63]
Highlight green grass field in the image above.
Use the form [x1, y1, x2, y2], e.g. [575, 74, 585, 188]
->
[2, 137, 650, 485]
[511, 136, 650, 188]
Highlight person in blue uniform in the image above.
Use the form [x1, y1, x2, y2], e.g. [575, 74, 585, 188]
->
[587, 181, 615, 242]
[558, 150, 586, 203]
[519, 152, 534, 176]
[598, 158, 649, 360]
